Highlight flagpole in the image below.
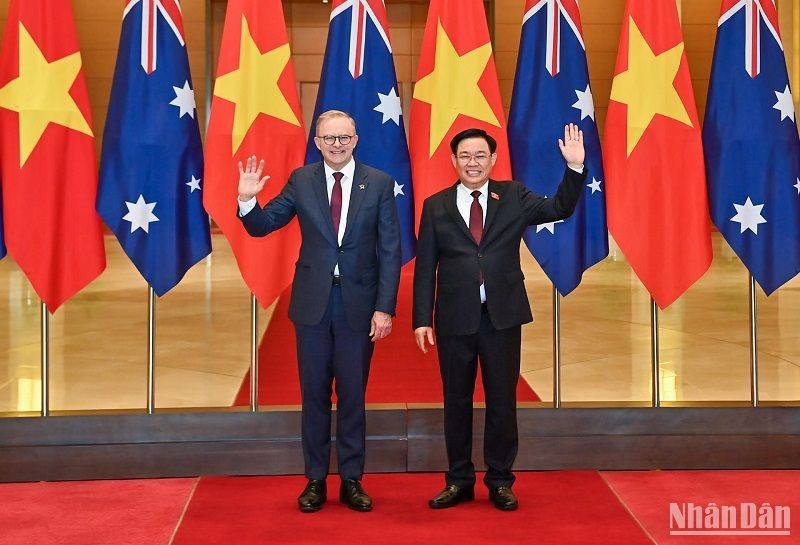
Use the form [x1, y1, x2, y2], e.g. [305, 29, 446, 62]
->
[250, 293, 259, 412]
[650, 297, 660, 408]
[147, 286, 156, 414]
[40, 301, 49, 417]
[749, 274, 759, 407]
[552, 286, 561, 408]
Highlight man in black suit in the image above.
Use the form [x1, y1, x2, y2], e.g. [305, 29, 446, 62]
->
[413, 125, 585, 511]
[237, 110, 401, 513]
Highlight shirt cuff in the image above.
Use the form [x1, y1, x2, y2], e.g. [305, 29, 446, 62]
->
[238, 196, 257, 217]
[567, 163, 585, 174]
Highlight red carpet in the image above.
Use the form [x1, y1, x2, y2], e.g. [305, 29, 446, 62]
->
[0, 478, 195, 545]
[234, 266, 539, 405]
[7, 471, 798, 543]
[603, 470, 800, 544]
[172, 471, 652, 545]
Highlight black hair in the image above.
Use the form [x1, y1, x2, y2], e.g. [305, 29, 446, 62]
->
[449, 128, 497, 154]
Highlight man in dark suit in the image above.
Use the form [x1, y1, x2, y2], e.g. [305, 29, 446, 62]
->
[237, 110, 401, 513]
[413, 125, 585, 511]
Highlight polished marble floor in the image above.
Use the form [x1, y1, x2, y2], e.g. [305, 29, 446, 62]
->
[0, 233, 798, 413]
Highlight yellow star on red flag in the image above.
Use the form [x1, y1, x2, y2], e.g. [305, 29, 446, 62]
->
[213, 16, 300, 155]
[609, 17, 692, 157]
[408, 0, 512, 228]
[0, 0, 105, 312]
[413, 20, 500, 157]
[0, 23, 92, 166]
[204, 0, 305, 309]
[603, 1, 711, 309]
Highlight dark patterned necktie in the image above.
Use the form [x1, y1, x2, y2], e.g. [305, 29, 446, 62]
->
[331, 171, 343, 235]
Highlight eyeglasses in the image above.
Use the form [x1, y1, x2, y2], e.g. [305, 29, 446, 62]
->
[317, 134, 354, 146]
[455, 153, 492, 164]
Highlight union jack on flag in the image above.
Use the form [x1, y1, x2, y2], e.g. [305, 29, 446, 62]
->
[335, 0, 391, 79]
[508, 0, 608, 295]
[124, 0, 186, 73]
[306, 0, 416, 263]
[533, 0, 584, 76]
[703, 0, 800, 293]
[97, 0, 211, 295]
[725, 0, 780, 77]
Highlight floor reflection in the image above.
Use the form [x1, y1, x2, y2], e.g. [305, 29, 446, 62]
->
[0, 232, 798, 412]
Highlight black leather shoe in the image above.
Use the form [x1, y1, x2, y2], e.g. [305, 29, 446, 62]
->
[428, 484, 475, 509]
[489, 486, 518, 511]
[339, 479, 373, 511]
[298, 479, 326, 512]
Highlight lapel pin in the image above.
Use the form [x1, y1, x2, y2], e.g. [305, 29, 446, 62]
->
[359, 184, 366, 190]
[491, 192, 500, 200]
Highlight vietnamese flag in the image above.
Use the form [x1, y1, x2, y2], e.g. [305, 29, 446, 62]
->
[603, 0, 712, 309]
[204, 0, 305, 307]
[0, 0, 105, 312]
[409, 0, 511, 227]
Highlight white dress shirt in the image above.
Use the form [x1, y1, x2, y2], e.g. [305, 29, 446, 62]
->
[454, 165, 583, 304]
[323, 159, 355, 247]
[456, 181, 488, 303]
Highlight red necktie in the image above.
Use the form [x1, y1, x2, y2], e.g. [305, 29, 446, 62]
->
[331, 171, 343, 235]
[469, 190, 483, 244]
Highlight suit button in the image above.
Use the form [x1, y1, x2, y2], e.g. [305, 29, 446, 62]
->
[478, 253, 483, 258]
[338, 250, 344, 254]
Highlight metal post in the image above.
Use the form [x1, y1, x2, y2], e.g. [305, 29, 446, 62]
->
[40, 301, 49, 417]
[250, 293, 259, 412]
[147, 286, 156, 414]
[552, 286, 561, 408]
[749, 275, 759, 407]
[650, 297, 660, 408]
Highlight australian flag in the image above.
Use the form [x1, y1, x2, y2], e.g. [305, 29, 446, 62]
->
[703, 0, 800, 293]
[305, 0, 416, 263]
[508, 0, 607, 296]
[97, 0, 211, 295]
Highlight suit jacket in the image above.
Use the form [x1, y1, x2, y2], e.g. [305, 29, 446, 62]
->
[239, 161, 401, 332]
[413, 167, 586, 336]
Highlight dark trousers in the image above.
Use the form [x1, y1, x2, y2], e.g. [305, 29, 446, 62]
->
[436, 307, 521, 488]
[294, 284, 374, 481]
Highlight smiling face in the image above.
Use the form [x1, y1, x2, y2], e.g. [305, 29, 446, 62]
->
[314, 115, 358, 170]
[451, 136, 497, 190]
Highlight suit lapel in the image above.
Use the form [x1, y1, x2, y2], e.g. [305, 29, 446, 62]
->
[311, 163, 339, 245]
[443, 183, 474, 244]
[481, 180, 502, 242]
[342, 163, 368, 244]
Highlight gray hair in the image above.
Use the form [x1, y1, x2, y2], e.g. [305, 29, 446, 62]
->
[315, 110, 356, 134]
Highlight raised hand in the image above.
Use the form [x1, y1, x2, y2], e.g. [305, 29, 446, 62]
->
[557, 123, 585, 167]
[238, 155, 270, 201]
